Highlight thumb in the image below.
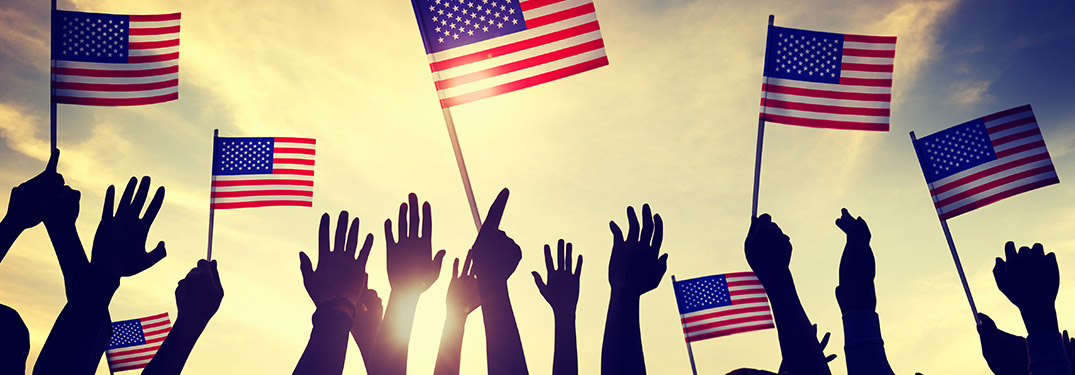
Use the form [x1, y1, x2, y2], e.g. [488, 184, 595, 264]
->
[145, 241, 167, 269]
[299, 251, 314, 279]
[531, 271, 547, 294]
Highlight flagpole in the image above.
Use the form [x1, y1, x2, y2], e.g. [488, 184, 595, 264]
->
[671, 276, 699, 375]
[751, 14, 775, 218]
[50, 0, 57, 151]
[207, 129, 219, 261]
[441, 107, 483, 231]
[909, 131, 980, 325]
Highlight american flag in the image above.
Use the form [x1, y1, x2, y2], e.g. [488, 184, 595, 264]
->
[673, 272, 774, 342]
[105, 313, 171, 372]
[51, 10, 180, 106]
[211, 137, 316, 209]
[913, 105, 1059, 219]
[760, 25, 896, 131]
[411, 0, 608, 108]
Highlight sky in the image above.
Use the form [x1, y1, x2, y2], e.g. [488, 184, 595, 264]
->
[1, 0, 1074, 374]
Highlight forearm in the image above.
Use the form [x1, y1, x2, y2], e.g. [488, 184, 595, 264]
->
[759, 271, 830, 374]
[552, 311, 578, 375]
[43, 221, 89, 297]
[294, 307, 353, 375]
[479, 282, 528, 375]
[352, 329, 378, 372]
[842, 311, 894, 375]
[1020, 306, 1070, 375]
[140, 319, 208, 375]
[371, 291, 421, 374]
[434, 312, 468, 375]
[0, 218, 24, 264]
[601, 292, 643, 375]
[34, 267, 119, 375]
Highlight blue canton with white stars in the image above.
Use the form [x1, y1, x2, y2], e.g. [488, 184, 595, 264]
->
[415, 0, 527, 54]
[52, 10, 130, 63]
[213, 137, 275, 176]
[108, 319, 147, 349]
[674, 275, 732, 314]
[916, 119, 997, 183]
[764, 26, 843, 84]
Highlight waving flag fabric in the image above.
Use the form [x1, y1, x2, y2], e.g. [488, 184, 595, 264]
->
[673, 272, 774, 342]
[211, 137, 316, 209]
[760, 25, 896, 131]
[105, 313, 171, 372]
[51, 10, 180, 106]
[913, 105, 1058, 219]
[411, 0, 608, 108]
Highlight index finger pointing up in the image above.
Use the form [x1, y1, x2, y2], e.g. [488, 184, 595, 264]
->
[480, 188, 509, 233]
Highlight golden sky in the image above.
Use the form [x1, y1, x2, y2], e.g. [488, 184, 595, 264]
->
[1, 0, 1075, 374]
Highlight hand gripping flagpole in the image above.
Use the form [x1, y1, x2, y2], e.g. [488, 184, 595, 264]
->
[751, 14, 775, 218]
[206, 129, 219, 261]
[909, 131, 980, 325]
[50, 0, 57, 151]
[670, 276, 699, 375]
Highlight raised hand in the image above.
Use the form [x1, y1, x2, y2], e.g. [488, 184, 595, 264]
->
[744, 213, 792, 281]
[90, 176, 167, 278]
[299, 211, 372, 306]
[607, 204, 666, 297]
[834, 208, 876, 314]
[352, 285, 382, 372]
[472, 189, 521, 285]
[384, 193, 446, 294]
[4, 149, 64, 231]
[533, 239, 582, 316]
[976, 313, 1030, 375]
[993, 242, 1059, 314]
[175, 259, 224, 327]
[447, 249, 480, 316]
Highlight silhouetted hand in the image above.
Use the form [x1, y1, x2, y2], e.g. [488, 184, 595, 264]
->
[472, 189, 521, 285]
[976, 313, 1030, 375]
[993, 242, 1059, 314]
[43, 186, 81, 227]
[608, 204, 666, 296]
[175, 260, 224, 327]
[533, 239, 582, 316]
[299, 211, 372, 306]
[815, 324, 838, 363]
[834, 208, 876, 314]
[744, 214, 792, 281]
[447, 249, 480, 316]
[91, 176, 167, 278]
[4, 149, 64, 230]
[384, 193, 446, 294]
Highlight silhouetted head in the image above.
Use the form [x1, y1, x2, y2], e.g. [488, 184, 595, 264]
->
[0, 303, 29, 374]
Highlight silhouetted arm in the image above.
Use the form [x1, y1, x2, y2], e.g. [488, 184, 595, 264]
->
[1, 149, 64, 264]
[372, 193, 446, 375]
[533, 239, 582, 375]
[834, 209, 894, 375]
[352, 287, 383, 373]
[435, 250, 480, 375]
[294, 211, 372, 375]
[977, 313, 1030, 375]
[142, 259, 224, 375]
[745, 214, 830, 375]
[472, 189, 528, 374]
[35, 176, 168, 375]
[993, 242, 1070, 375]
[601, 204, 667, 375]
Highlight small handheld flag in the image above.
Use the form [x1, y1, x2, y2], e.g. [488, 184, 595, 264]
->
[210, 136, 316, 210]
[51, 10, 181, 107]
[672, 272, 774, 342]
[105, 313, 171, 372]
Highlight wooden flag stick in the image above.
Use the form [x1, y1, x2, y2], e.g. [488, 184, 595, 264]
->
[909, 131, 980, 325]
[671, 276, 699, 375]
[50, 0, 57, 151]
[207, 129, 219, 261]
[751, 14, 775, 218]
[441, 107, 483, 231]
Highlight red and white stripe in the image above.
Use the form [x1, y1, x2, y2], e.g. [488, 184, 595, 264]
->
[761, 34, 896, 131]
[52, 13, 180, 106]
[106, 313, 171, 372]
[930, 105, 1059, 218]
[679, 272, 774, 342]
[429, 0, 607, 108]
[212, 137, 316, 210]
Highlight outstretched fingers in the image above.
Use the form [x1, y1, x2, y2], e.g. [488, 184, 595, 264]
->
[408, 193, 419, 240]
[544, 244, 554, 274]
[141, 186, 165, 226]
[334, 211, 349, 254]
[640, 204, 653, 245]
[626, 206, 640, 244]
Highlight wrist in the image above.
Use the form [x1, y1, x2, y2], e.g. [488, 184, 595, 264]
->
[314, 297, 358, 329]
[172, 317, 208, 340]
[0, 216, 26, 235]
[1019, 304, 1059, 334]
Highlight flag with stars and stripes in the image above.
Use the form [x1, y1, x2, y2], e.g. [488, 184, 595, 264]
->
[105, 313, 171, 372]
[912, 105, 1059, 219]
[760, 25, 896, 131]
[51, 10, 180, 106]
[411, 0, 608, 108]
[211, 136, 316, 209]
[673, 272, 774, 342]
